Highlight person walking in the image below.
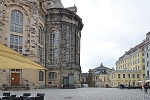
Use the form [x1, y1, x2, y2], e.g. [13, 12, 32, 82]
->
[139, 84, 142, 90]
[144, 82, 149, 93]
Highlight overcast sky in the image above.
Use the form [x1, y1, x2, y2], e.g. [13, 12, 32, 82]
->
[61, 0, 150, 73]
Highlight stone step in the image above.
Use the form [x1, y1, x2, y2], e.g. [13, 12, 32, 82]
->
[2, 86, 28, 91]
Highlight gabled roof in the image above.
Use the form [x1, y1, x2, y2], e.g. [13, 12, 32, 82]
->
[89, 63, 112, 74]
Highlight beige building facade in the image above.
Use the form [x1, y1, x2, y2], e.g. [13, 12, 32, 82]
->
[0, 0, 46, 88]
[0, 0, 83, 88]
[88, 63, 112, 87]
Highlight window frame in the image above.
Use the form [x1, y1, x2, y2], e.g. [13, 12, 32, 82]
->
[49, 72, 57, 81]
[11, 10, 23, 33]
[10, 34, 23, 53]
[39, 71, 44, 81]
[118, 74, 120, 78]
[38, 26, 43, 44]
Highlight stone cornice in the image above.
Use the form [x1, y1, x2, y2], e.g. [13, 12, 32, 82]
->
[47, 8, 83, 30]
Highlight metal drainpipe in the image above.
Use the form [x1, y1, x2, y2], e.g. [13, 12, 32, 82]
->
[44, 16, 47, 88]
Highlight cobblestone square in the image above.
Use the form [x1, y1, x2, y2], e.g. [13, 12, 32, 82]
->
[0, 88, 150, 100]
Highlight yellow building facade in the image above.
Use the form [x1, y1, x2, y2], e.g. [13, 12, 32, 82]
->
[110, 41, 145, 87]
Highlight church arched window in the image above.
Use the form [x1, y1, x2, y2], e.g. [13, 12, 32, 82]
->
[38, 26, 42, 44]
[11, 10, 23, 33]
[49, 30, 59, 64]
[39, 71, 44, 81]
[50, 30, 58, 46]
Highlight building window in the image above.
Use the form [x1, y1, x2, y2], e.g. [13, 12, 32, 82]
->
[107, 77, 109, 81]
[39, 71, 44, 81]
[133, 82, 135, 86]
[123, 74, 125, 78]
[147, 38, 149, 42]
[32, 46, 35, 48]
[147, 61, 149, 67]
[128, 74, 130, 78]
[132, 74, 135, 78]
[50, 30, 58, 46]
[38, 46, 42, 62]
[137, 74, 139, 78]
[135, 60, 137, 64]
[38, 26, 43, 44]
[147, 53, 149, 58]
[142, 53, 144, 56]
[118, 74, 120, 78]
[49, 72, 57, 81]
[49, 30, 59, 64]
[143, 65, 145, 70]
[146, 46, 149, 50]
[143, 74, 145, 78]
[49, 49, 58, 64]
[11, 10, 23, 33]
[142, 59, 145, 62]
[138, 66, 139, 70]
[96, 76, 98, 80]
[147, 71, 149, 76]
[10, 34, 23, 53]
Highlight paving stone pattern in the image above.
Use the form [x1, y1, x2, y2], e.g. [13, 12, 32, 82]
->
[0, 88, 150, 100]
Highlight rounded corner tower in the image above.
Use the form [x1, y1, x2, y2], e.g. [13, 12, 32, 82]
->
[42, 0, 64, 9]
[45, 0, 83, 88]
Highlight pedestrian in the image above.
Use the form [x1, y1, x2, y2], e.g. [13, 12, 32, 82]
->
[122, 84, 124, 89]
[139, 84, 142, 90]
[144, 82, 148, 93]
[62, 84, 64, 89]
[120, 84, 122, 89]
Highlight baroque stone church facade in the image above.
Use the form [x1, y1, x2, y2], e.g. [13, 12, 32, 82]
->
[0, 0, 83, 88]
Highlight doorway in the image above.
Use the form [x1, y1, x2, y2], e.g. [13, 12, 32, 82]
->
[11, 73, 20, 86]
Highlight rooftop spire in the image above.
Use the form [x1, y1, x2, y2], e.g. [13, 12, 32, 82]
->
[51, 0, 64, 8]
[100, 63, 103, 67]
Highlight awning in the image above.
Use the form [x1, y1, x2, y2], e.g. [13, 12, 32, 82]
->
[0, 43, 46, 70]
